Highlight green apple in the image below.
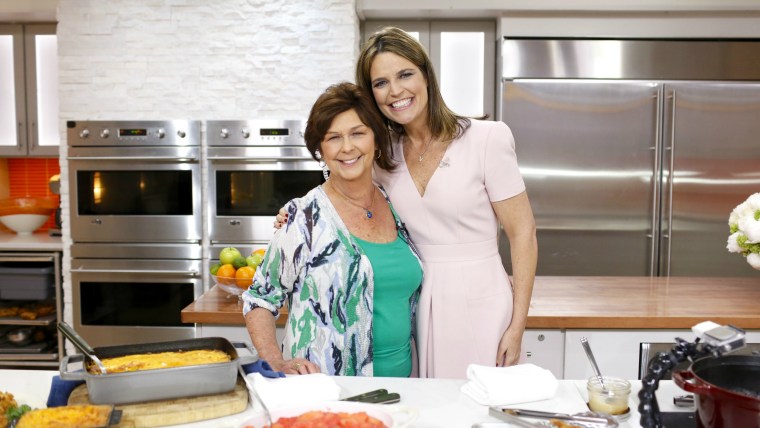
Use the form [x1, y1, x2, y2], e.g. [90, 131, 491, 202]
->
[247, 252, 264, 268]
[219, 247, 242, 265]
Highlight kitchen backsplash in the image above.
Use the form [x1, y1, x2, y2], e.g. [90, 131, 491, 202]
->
[1, 158, 60, 233]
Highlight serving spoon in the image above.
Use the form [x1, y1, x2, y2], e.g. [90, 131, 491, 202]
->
[58, 322, 108, 374]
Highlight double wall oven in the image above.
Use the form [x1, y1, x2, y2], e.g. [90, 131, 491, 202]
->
[206, 120, 323, 256]
[67, 120, 202, 347]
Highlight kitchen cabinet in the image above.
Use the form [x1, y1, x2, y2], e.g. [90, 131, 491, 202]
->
[0, 251, 62, 368]
[519, 329, 564, 379]
[0, 24, 59, 157]
[563, 329, 760, 381]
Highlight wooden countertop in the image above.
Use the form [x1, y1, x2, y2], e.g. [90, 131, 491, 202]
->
[182, 276, 760, 329]
[182, 285, 289, 327]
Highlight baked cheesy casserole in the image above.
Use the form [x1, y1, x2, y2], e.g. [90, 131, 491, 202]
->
[16, 404, 112, 428]
[0, 391, 18, 428]
[87, 349, 230, 374]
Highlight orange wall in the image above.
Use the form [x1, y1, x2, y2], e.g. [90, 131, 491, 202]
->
[3, 158, 60, 232]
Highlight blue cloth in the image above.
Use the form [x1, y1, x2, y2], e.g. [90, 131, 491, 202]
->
[241, 359, 285, 378]
[46, 375, 84, 407]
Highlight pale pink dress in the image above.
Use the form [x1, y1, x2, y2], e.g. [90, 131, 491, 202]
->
[374, 119, 526, 379]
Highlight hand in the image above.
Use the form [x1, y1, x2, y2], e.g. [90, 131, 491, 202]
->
[273, 207, 289, 229]
[496, 325, 524, 367]
[269, 358, 320, 375]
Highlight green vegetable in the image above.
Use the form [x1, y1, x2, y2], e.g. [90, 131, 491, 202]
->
[6, 404, 32, 422]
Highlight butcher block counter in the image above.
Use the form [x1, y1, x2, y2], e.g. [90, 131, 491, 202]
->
[182, 285, 289, 327]
[182, 276, 760, 329]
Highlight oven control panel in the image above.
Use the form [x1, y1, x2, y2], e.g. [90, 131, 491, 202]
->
[206, 120, 304, 146]
[67, 120, 201, 147]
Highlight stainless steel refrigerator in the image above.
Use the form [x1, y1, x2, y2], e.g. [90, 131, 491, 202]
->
[499, 39, 760, 277]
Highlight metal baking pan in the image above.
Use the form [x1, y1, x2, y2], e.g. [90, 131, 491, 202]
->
[60, 337, 258, 404]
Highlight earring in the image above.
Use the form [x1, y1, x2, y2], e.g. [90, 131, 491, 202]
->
[315, 150, 329, 181]
[376, 150, 381, 160]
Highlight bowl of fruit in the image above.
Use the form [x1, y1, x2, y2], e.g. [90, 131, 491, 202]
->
[211, 247, 267, 298]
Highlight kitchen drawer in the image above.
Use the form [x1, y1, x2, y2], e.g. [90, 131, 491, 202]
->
[0, 262, 55, 300]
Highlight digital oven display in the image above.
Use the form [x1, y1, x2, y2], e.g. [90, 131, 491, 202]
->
[119, 128, 148, 137]
[259, 128, 289, 136]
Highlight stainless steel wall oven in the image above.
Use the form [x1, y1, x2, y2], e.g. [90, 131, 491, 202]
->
[67, 120, 203, 347]
[67, 120, 202, 243]
[206, 120, 323, 245]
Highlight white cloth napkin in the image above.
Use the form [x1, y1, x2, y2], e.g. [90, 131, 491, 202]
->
[245, 372, 341, 411]
[461, 363, 559, 406]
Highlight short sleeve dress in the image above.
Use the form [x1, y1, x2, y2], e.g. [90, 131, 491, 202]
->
[374, 119, 526, 379]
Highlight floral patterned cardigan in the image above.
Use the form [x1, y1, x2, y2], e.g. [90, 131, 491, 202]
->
[242, 185, 422, 376]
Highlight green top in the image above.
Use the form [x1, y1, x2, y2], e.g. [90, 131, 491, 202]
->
[353, 230, 423, 377]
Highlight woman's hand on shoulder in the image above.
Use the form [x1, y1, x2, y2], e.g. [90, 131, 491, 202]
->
[273, 207, 289, 229]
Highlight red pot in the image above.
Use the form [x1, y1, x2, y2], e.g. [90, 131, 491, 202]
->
[672, 355, 760, 428]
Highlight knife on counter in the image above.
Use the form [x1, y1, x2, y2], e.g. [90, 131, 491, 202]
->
[342, 388, 401, 404]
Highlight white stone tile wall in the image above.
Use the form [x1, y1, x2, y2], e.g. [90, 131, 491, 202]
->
[56, 0, 359, 331]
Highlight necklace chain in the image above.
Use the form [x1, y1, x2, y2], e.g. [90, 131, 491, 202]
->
[330, 183, 377, 219]
[416, 136, 434, 162]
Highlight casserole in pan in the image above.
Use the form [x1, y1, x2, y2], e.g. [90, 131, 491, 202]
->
[60, 337, 258, 404]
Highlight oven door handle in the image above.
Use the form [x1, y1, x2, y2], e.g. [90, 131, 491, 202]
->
[209, 156, 313, 161]
[71, 268, 200, 276]
[67, 156, 199, 161]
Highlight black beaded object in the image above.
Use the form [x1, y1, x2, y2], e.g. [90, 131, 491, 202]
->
[638, 337, 722, 428]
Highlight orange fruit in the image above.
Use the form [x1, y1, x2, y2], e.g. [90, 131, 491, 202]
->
[235, 266, 255, 289]
[252, 248, 266, 258]
[215, 264, 236, 285]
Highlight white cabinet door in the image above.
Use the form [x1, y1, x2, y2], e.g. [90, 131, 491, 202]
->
[519, 329, 565, 379]
[564, 329, 760, 380]
[0, 24, 58, 157]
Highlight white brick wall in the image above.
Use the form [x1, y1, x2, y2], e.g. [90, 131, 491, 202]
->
[57, 0, 358, 120]
[57, 0, 359, 330]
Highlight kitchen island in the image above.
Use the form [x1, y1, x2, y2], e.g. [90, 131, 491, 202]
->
[0, 368, 690, 427]
[183, 276, 760, 380]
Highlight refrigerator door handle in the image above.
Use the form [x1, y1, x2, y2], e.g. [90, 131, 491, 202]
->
[650, 88, 663, 276]
[662, 89, 678, 276]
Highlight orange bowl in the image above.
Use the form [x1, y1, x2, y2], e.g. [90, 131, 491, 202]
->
[0, 214, 49, 235]
[0, 197, 57, 217]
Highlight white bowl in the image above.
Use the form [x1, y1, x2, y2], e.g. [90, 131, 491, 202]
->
[0, 214, 49, 235]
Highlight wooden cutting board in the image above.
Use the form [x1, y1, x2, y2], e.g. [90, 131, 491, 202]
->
[68, 378, 249, 427]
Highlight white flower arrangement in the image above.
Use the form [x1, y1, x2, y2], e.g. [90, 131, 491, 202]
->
[727, 192, 760, 270]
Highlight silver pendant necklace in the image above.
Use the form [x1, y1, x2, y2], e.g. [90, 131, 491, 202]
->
[331, 183, 377, 219]
[417, 136, 434, 162]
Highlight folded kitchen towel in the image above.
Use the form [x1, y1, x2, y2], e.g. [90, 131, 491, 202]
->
[461, 363, 558, 406]
[46, 375, 85, 407]
[246, 372, 341, 411]
[241, 359, 286, 378]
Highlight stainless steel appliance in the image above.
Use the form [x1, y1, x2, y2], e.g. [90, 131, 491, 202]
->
[206, 120, 323, 246]
[67, 120, 202, 243]
[68, 120, 203, 347]
[69, 244, 202, 346]
[500, 39, 760, 277]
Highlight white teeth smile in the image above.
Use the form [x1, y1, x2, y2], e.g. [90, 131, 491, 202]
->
[392, 98, 412, 109]
[340, 157, 359, 165]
